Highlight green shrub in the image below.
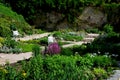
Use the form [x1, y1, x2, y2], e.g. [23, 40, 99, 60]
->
[0, 37, 4, 47]
[43, 55, 94, 80]
[93, 68, 107, 79]
[103, 24, 113, 33]
[53, 31, 83, 41]
[0, 4, 32, 37]
[0, 24, 12, 37]
[0, 54, 117, 80]
[32, 44, 41, 57]
[86, 28, 100, 33]
[21, 55, 44, 80]
[0, 37, 4, 43]
[3, 38, 17, 48]
[60, 47, 73, 56]
[17, 43, 35, 52]
[0, 38, 23, 53]
[93, 55, 112, 68]
[39, 37, 48, 45]
[85, 32, 120, 60]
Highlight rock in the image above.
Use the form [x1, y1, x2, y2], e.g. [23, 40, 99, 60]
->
[47, 12, 63, 24]
[56, 22, 71, 30]
[76, 7, 107, 30]
[34, 11, 65, 31]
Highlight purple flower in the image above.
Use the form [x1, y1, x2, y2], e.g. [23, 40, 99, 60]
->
[47, 42, 61, 55]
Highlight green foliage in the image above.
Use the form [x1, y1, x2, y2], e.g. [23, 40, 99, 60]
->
[0, 37, 4, 43]
[53, 31, 83, 41]
[17, 43, 36, 52]
[0, 3, 32, 37]
[21, 55, 44, 80]
[0, 54, 117, 79]
[39, 37, 48, 45]
[86, 28, 100, 33]
[93, 68, 107, 79]
[85, 32, 120, 60]
[32, 44, 41, 57]
[93, 55, 112, 68]
[3, 38, 17, 48]
[1, 0, 120, 32]
[102, 3, 120, 32]
[0, 20, 12, 37]
[103, 24, 113, 33]
[61, 45, 87, 56]
[0, 38, 22, 53]
[60, 47, 73, 56]
[2, 0, 113, 23]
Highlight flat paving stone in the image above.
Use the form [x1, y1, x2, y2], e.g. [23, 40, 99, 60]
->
[0, 52, 32, 65]
[107, 70, 120, 80]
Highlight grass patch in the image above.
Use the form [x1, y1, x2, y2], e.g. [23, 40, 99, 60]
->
[17, 42, 37, 52]
[53, 31, 84, 41]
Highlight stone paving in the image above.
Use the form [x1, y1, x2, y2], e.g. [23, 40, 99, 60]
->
[0, 52, 32, 65]
[107, 70, 120, 80]
[15, 32, 50, 41]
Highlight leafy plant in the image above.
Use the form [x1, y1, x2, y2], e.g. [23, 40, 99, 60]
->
[103, 24, 113, 33]
[93, 68, 107, 79]
[0, 3, 32, 37]
[32, 44, 41, 57]
[93, 55, 112, 68]
[3, 38, 17, 48]
[17, 43, 35, 52]
[0, 54, 117, 79]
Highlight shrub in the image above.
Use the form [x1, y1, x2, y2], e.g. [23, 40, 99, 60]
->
[0, 54, 117, 79]
[39, 37, 48, 45]
[0, 37, 4, 43]
[46, 43, 61, 55]
[0, 37, 4, 47]
[21, 55, 44, 80]
[60, 47, 73, 56]
[86, 32, 120, 59]
[0, 38, 23, 53]
[3, 38, 17, 48]
[0, 4, 32, 37]
[0, 25, 12, 37]
[103, 24, 113, 33]
[93, 55, 112, 68]
[53, 31, 83, 41]
[93, 68, 107, 79]
[32, 44, 41, 57]
[86, 28, 100, 33]
[43, 55, 95, 80]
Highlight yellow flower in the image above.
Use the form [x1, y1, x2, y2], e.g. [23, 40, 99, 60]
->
[22, 70, 27, 78]
[22, 72, 26, 76]
[0, 67, 8, 74]
[3, 69, 8, 74]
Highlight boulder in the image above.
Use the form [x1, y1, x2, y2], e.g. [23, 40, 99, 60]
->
[34, 11, 65, 31]
[76, 7, 107, 30]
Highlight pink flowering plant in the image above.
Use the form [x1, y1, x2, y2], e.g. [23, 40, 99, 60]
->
[45, 43, 61, 55]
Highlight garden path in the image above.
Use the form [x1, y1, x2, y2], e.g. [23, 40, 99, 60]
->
[0, 33, 98, 65]
[0, 32, 120, 79]
[15, 32, 51, 41]
[107, 70, 120, 80]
